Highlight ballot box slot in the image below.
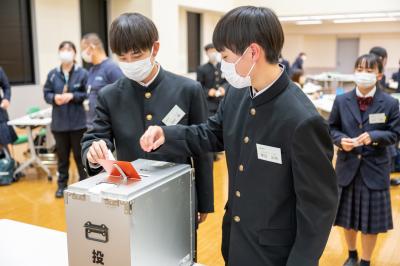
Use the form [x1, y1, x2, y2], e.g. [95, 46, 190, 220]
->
[84, 222, 109, 243]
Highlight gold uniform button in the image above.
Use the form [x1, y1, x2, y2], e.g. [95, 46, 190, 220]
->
[233, 216, 241, 222]
[235, 191, 241, 197]
[250, 108, 256, 116]
[358, 124, 362, 129]
[146, 114, 153, 121]
[357, 154, 362, 160]
[372, 142, 379, 146]
[244, 136, 249, 144]
[239, 164, 244, 172]
[145, 92, 152, 99]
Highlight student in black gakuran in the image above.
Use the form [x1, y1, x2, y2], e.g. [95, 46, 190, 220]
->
[80, 13, 214, 259]
[329, 54, 400, 266]
[196, 43, 227, 118]
[140, 6, 338, 266]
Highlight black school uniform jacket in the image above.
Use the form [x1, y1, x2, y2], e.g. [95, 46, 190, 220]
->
[196, 62, 227, 114]
[156, 72, 338, 266]
[81, 67, 214, 213]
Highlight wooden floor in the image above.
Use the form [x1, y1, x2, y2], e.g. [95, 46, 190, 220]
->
[1, 144, 400, 266]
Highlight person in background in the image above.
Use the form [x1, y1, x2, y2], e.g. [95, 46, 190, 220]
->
[278, 54, 290, 75]
[140, 6, 338, 266]
[80, 33, 123, 129]
[329, 54, 399, 266]
[80, 13, 214, 261]
[291, 52, 306, 72]
[43, 41, 88, 198]
[370, 46, 400, 186]
[369, 46, 388, 89]
[197, 43, 227, 117]
[391, 59, 400, 83]
[0, 67, 17, 151]
[391, 59, 400, 95]
[196, 43, 227, 161]
[291, 68, 304, 88]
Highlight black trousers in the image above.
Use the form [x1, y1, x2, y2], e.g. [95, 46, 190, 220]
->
[53, 129, 87, 187]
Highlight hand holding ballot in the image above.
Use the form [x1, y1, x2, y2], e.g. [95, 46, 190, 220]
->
[140, 126, 165, 152]
[341, 132, 372, 152]
[87, 139, 113, 164]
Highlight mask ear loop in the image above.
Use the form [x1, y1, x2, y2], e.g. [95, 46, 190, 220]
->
[148, 45, 157, 70]
[234, 46, 255, 77]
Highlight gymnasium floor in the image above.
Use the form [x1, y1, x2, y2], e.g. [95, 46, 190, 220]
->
[1, 144, 399, 266]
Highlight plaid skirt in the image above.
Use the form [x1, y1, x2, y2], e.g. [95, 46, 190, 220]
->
[334, 173, 393, 234]
[0, 122, 17, 145]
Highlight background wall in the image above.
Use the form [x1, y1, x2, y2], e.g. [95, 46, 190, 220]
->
[6, 0, 400, 119]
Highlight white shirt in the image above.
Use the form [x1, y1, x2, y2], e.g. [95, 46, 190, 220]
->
[356, 86, 376, 98]
[250, 65, 284, 99]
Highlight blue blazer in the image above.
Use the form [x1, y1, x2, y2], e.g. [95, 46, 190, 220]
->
[329, 88, 400, 190]
[43, 65, 88, 132]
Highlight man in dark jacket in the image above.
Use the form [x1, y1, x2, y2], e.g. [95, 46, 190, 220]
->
[140, 6, 338, 266]
[197, 43, 227, 117]
[80, 13, 214, 260]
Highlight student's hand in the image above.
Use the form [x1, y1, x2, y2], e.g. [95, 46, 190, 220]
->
[341, 138, 355, 152]
[208, 88, 217, 97]
[87, 140, 109, 164]
[198, 213, 208, 224]
[62, 93, 74, 103]
[356, 132, 372, 145]
[140, 126, 165, 152]
[54, 94, 65, 106]
[0, 99, 10, 109]
[218, 87, 225, 97]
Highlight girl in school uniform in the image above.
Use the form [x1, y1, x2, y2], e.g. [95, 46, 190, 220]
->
[43, 41, 88, 198]
[329, 53, 400, 266]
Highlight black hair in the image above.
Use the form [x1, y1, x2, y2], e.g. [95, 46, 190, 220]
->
[369, 46, 387, 74]
[204, 43, 215, 51]
[354, 53, 380, 71]
[81, 33, 104, 50]
[212, 6, 284, 64]
[109, 13, 159, 55]
[299, 52, 306, 57]
[369, 46, 387, 59]
[58, 41, 77, 54]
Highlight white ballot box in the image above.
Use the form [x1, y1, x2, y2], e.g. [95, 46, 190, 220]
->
[65, 159, 195, 266]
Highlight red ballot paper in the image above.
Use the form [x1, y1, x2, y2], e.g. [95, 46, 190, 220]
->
[97, 159, 141, 180]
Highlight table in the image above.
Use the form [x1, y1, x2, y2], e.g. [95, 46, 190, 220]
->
[0, 219, 68, 266]
[310, 94, 335, 119]
[0, 219, 205, 266]
[7, 108, 53, 179]
[306, 72, 354, 91]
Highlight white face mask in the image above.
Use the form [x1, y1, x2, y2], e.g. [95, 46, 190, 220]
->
[59, 51, 74, 63]
[354, 72, 377, 88]
[118, 48, 154, 82]
[220, 47, 255, 89]
[81, 49, 92, 63]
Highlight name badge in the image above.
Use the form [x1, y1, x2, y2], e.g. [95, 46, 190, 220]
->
[162, 105, 186, 126]
[256, 144, 282, 165]
[369, 113, 386, 124]
[95, 76, 103, 81]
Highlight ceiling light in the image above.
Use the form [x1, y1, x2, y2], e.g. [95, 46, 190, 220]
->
[296, 20, 323, 25]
